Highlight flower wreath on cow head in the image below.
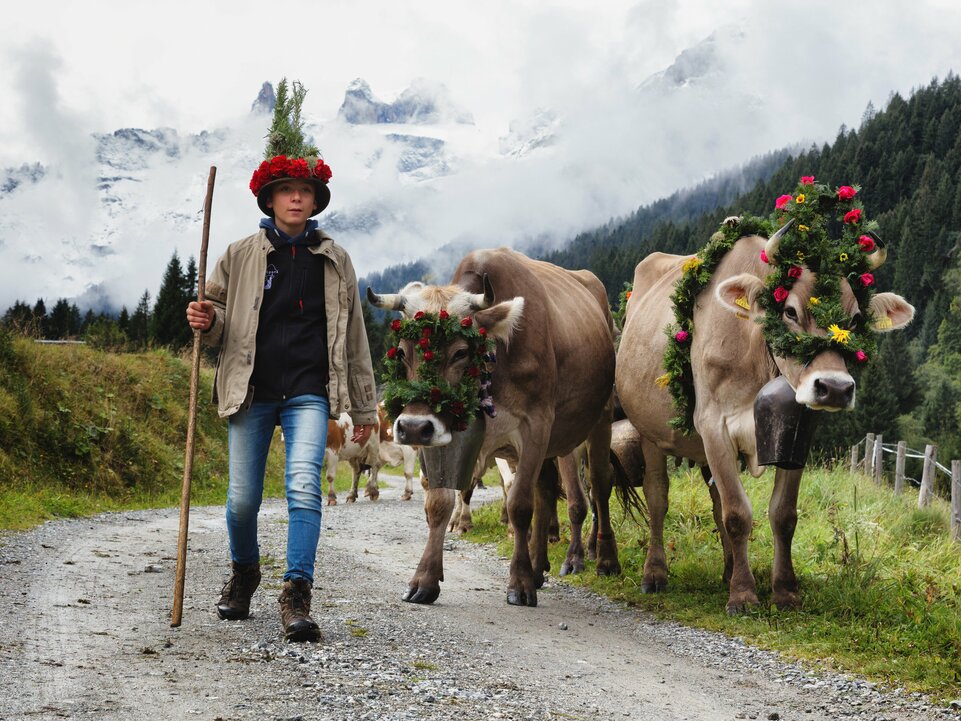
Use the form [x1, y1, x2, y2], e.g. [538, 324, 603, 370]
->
[662, 177, 887, 433]
[381, 310, 497, 432]
[248, 78, 333, 217]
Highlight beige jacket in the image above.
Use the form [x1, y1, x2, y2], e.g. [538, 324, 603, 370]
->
[202, 229, 377, 425]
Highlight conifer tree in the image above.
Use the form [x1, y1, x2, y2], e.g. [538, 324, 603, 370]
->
[151, 252, 193, 348]
[129, 291, 152, 349]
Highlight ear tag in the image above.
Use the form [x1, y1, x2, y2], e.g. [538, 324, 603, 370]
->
[735, 296, 750, 310]
[876, 315, 893, 330]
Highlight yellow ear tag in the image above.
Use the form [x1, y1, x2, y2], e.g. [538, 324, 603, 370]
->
[735, 296, 750, 310]
[876, 315, 893, 330]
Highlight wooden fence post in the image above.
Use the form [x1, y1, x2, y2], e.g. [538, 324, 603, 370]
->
[865, 433, 876, 477]
[850, 445, 859, 475]
[952, 460, 961, 542]
[918, 444, 937, 509]
[873, 434, 884, 486]
[894, 441, 907, 495]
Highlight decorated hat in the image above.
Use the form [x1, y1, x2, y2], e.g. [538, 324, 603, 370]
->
[249, 78, 332, 217]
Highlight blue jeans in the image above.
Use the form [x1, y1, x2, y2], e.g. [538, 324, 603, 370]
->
[226, 393, 329, 584]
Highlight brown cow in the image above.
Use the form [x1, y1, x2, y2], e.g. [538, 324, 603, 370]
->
[616, 224, 914, 612]
[369, 247, 622, 606]
[324, 413, 381, 504]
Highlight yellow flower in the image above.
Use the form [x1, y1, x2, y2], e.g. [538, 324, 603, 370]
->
[839, 252, 849, 262]
[798, 224, 810, 232]
[808, 296, 820, 307]
[828, 323, 851, 345]
[796, 194, 806, 204]
[682, 256, 702, 274]
[796, 251, 805, 261]
[655, 373, 671, 389]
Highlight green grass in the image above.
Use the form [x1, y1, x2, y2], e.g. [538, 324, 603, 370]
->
[466, 464, 961, 699]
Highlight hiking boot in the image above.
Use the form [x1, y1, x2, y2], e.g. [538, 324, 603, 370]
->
[215, 561, 261, 620]
[278, 578, 321, 642]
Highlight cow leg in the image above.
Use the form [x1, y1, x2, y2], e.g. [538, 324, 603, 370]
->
[400, 449, 415, 501]
[325, 452, 338, 506]
[640, 439, 669, 593]
[505, 433, 549, 607]
[403, 487, 455, 604]
[346, 462, 361, 503]
[365, 464, 381, 501]
[529, 460, 558, 588]
[770, 467, 803, 609]
[449, 482, 475, 534]
[586, 409, 620, 576]
[701, 430, 758, 613]
[558, 452, 588, 576]
[701, 466, 733, 586]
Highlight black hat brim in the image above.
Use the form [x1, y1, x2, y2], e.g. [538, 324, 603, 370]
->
[256, 177, 331, 217]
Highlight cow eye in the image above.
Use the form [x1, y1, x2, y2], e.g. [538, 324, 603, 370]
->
[451, 348, 469, 362]
[848, 312, 862, 329]
[784, 306, 799, 322]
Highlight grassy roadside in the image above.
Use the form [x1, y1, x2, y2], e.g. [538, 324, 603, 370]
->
[466, 465, 961, 701]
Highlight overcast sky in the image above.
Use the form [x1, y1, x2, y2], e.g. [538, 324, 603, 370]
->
[2, 0, 961, 310]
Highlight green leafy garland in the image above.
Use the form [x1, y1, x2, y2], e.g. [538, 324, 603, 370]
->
[381, 310, 495, 432]
[662, 177, 882, 434]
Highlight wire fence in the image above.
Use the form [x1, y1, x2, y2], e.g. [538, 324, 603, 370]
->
[850, 433, 961, 541]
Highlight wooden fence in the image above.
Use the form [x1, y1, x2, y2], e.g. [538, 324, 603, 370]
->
[850, 433, 961, 541]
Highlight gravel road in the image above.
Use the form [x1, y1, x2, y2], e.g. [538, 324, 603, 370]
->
[0, 475, 957, 721]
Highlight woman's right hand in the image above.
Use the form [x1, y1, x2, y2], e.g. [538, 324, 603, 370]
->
[186, 301, 214, 331]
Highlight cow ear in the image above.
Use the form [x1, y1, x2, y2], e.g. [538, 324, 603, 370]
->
[868, 292, 915, 332]
[715, 273, 766, 319]
[473, 298, 525, 344]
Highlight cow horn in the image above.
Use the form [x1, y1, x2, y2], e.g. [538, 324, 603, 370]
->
[865, 232, 887, 270]
[367, 286, 406, 311]
[468, 274, 496, 311]
[763, 219, 795, 262]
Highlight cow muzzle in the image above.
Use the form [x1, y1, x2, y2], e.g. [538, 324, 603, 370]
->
[394, 414, 453, 447]
[795, 371, 856, 411]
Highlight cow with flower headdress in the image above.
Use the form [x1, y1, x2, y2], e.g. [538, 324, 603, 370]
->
[369, 247, 632, 606]
[616, 178, 915, 613]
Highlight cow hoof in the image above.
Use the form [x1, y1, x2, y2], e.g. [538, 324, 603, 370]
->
[400, 491, 413, 501]
[402, 586, 440, 604]
[506, 589, 537, 607]
[327, 497, 337, 506]
[560, 558, 584, 576]
[595, 560, 621, 577]
[725, 594, 760, 615]
[641, 580, 668, 594]
[365, 489, 380, 502]
[773, 591, 801, 610]
[346, 495, 357, 504]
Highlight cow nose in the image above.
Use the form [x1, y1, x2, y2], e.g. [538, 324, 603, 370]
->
[813, 377, 855, 407]
[396, 418, 435, 445]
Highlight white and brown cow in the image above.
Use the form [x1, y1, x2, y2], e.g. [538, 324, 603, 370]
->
[324, 413, 381, 505]
[370, 247, 624, 606]
[376, 404, 419, 501]
[616, 224, 914, 612]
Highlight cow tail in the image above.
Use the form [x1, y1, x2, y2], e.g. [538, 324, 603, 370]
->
[611, 455, 647, 524]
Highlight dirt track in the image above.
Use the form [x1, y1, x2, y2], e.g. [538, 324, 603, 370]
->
[0, 476, 954, 721]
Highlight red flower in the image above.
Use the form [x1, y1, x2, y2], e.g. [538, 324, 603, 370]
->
[466, 366, 480, 378]
[855, 350, 868, 362]
[773, 286, 790, 303]
[414, 311, 425, 320]
[460, 317, 473, 328]
[787, 265, 803, 279]
[423, 350, 434, 361]
[430, 387, 442, 402]
[760, 250, 769, 264]
[421, 326, 432, 338]
[801, 175, 815, 185]
[418, 337, 430, 349]
[674, 330, 689, 343]
[386, 347, 397, 359]
[858, 235, 875, 252]
[837, 186, 857, 201]
[453, 420, 469, 432]
[843, 208, 862, 224]
[775, 194, 793, 210]
[451, 401, 465, 415]
[478, 327, 488, 336]
[859, 273, 874, 287]
[288, 158, 310, 178]
[439, 310, 450, 320]
[269, 155, 289, 176]
[390, 319, 402, 331]
[313, 159, 332, 183]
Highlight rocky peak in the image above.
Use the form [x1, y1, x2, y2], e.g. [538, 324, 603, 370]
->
[251, 81, 276, 114]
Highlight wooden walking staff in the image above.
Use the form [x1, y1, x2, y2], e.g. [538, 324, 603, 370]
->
[171, 166, 217, 627]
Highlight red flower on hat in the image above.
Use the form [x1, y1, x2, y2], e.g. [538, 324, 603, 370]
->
[837, 186, 857, 201]
[775, 194, 793, 209]
[288, 158, 310, 178]
[314, 159, 332, 183]
[858, 235, 875, 252]
[773, 286, 790, 303]
[843, 208, 862, 224]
